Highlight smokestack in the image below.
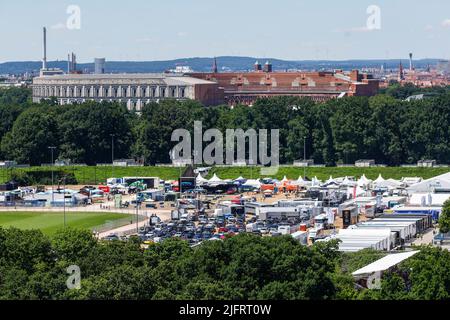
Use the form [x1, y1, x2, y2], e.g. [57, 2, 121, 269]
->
[42, 27, 47, 70]
[409, 53, 413, 71]
[68, 54, 71, 73]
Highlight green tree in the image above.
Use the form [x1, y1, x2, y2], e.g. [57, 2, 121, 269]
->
[1, 107, 59, 165]
[438, 200, 450, 234]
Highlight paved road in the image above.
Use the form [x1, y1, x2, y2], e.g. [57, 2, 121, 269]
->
[97, 218, 151, 239]
[412, 228, 436, 246]
[0, 200, 173, 239]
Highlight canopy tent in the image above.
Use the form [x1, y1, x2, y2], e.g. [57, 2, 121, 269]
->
[374, 174, 385, 184]
[357, 174, 373, 187]
[401, 177, 423, 186]
[348, 185, 366, 198]
[196, 174, 209, 185]
[293, 176, 309, 186]
[406, 172, 450, 193]
[325, 176, 336, 184]
[341, 176, 356, 186]
[384, 179, 403, 188]
[234, 176, 246, 181]
[311, 176, 322, 187]
[208, 174, 223, 184]
[242, 179, 262, 189]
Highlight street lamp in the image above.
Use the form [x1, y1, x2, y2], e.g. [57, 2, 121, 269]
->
[110, 134, 115, 178]
[136, 198, 140, 234]
[48, 146, 56, 205]
[303, 137, 307, 179]
[63, 175, 67, 228]
[58, 175, 67, 228]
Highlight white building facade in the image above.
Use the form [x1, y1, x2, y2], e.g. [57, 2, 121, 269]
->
[32, 73, 223, 111]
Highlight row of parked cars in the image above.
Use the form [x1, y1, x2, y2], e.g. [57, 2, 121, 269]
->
[136, 213, 247, 246]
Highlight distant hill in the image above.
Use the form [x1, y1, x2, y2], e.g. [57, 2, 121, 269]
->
[0, 56, 443, 75]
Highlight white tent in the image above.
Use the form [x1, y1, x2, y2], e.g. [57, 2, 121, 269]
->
[208, 174, 223, 183]
[235, 176, 246, 181]
[357, 174, 372, 187]
[311, 176, 321, 187]
[196, 174, 209, 185]
[293, 176, 311, 186]
[243, 179, 262, 189]
[297, 176, 305, 183]
[325, 176, 337, 185]
[342, 176, 356, 186]
[374, 174, 385, 184]
[385, 179, 403, 188]
[401, 177, 422, 186]
[406, 172, 450, 193]
[281, 176, 289, 183]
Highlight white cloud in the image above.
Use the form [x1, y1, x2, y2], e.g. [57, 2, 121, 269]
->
[442, 19, 450, 28]
[424, 25, 434, 32]
[177, 31, 188, 37]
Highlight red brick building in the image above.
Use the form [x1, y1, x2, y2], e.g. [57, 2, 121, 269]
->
[189, 62, 379, 106]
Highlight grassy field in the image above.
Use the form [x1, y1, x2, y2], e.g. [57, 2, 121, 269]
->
[0, 165, 449, 185]
[0, 212, 131, 236]
[209, 166, 449, 181]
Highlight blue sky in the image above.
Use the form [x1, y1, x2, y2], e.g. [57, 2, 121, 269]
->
[0, 0, 449, 62]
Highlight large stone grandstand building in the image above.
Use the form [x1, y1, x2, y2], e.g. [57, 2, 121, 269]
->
[32, 63, 380, 109]
[32, 73, 224, 110]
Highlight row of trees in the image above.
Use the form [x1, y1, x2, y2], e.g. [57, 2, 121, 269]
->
[1, 86, 450, 166]
[1, 227, 449, 300]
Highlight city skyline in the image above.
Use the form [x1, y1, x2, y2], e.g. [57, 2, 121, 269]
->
[0, 0, 450, 63]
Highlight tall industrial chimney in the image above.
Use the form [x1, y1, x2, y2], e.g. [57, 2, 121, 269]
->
[43, 27, 47, 70]
[409, 53, 413, 71]
[67, 54, 71, 73]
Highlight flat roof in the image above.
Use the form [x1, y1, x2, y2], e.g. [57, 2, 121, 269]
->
[33, 73, 217, 85]
[352, 251, 419, 276]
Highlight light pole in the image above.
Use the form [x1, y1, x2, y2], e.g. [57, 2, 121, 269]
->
[63, 175, 67, 228]
[136, 198, 139, 234]
[110, 134, 115, 178]
[303, 137, 306, 179]
[48, 146, 56, 205]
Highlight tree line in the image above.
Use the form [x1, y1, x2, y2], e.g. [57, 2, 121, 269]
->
[0, 85, 449, 166]
[1, 226, 449, 300]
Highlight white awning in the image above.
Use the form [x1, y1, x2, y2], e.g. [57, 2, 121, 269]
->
[352, 251, 419, 276]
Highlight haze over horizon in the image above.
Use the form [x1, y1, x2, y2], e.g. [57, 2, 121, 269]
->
[0, 0, 449, 63]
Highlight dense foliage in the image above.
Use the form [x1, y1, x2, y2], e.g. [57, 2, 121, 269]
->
[0, 227, 449, 300]
[438, 200, 450, 234]
[1, 86, 450, 166]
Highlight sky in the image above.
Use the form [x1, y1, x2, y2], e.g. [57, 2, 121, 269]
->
[0, 0, 449, 63]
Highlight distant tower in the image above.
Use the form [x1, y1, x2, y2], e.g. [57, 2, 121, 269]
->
[42, 27, 47, 70]
[399, 61, 405, 81]
[409, 53, 413, 71]
[67, 54, 71, 73]
[72, 53, 77, 71]
[264, 61, 273, 73]
[212, 57, 218, 73]
[94, 58, 106, 74]
[254, 60, 262, 71]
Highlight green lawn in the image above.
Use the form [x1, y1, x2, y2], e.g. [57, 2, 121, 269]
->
[0, 212, 130, 236]
[209, 166, 450, 181]
[0, 165, 449, 185]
